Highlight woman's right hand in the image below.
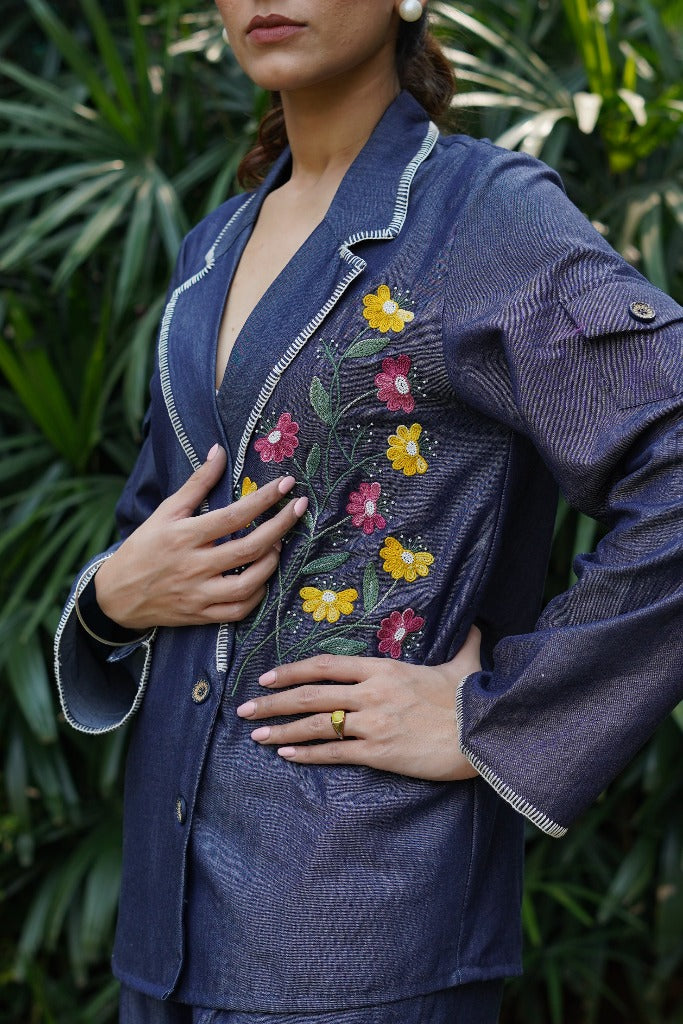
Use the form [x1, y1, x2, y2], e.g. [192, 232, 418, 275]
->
[94, 444, 307, 630]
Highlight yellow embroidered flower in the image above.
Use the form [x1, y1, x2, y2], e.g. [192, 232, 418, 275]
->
[241, 477, 258, 497]
[362, 284, 414, 333]
[299, 586, 358, 623]
[380, 537, 434, 582]
[386, 423, 428, 476]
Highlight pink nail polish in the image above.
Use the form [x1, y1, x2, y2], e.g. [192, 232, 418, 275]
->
[293, 496, 309, 517]
[236, 700, 257, 717]
[259, 670, 276, 686]
[207, 443, 219, 461]
[251, 727, 271, 741]
[278, 747, 296, 759]
[278, 475, 296, 495]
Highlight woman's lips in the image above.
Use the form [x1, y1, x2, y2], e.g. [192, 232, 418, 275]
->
[247, 14, 305, 44]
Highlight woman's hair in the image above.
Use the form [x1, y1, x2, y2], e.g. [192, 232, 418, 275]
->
[237, 14, 455, 189]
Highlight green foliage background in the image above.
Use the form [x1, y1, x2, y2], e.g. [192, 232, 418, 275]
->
[0, 1, 681, 1021]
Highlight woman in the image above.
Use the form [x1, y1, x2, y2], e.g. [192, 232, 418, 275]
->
[54, 2, 683, 1022]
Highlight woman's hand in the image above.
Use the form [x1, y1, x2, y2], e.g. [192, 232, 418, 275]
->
[236, 626, 482, 782]
[94, 444, 308, 630]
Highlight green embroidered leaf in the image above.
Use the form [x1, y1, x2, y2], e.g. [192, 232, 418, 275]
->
[305, 443, 321, 478]
[302, 510, 315, 533]
[302, 552, 350, 574]
[345, 336, 391, 359]
[318, 637, 368, 656]
[362, 562, 379, 613]
[309, 376, 332, 423]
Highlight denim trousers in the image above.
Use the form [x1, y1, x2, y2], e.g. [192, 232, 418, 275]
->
[119, 982, 504, 1024]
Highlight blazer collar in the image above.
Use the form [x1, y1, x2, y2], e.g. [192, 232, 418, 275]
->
[210, 90, 436, 265]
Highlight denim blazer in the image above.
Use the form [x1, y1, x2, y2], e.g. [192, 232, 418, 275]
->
[54, 92, 683, 1009]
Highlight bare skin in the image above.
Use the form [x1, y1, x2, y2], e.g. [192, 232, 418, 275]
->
[95, 446, 308, 629]
[95, 0, 480, 782]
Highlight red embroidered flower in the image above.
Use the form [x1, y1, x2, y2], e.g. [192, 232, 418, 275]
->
[377, 608, 425, 659]
[375, 354, 415, 413]
[254, 412, 299, 463]
[346, 481, 386, 535]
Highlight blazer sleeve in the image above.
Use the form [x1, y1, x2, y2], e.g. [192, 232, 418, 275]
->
[443, 149, 683, 836]
[53, 242, 189, 734]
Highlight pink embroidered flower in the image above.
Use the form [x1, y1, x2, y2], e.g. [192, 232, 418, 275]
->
[377, 608, 425, 659]
[375, 355, 415, 413]
[346, 481, 386, 535]
[254, 412, 299, 463]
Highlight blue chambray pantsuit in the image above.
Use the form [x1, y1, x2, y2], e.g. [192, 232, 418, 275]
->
[54, 92, 683, 1016]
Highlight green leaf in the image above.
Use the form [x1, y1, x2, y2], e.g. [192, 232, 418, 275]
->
[345, 336, 392, 359]
[672, 701, 683, 732]
[362, 562, 379, 613]
[309, 376, 332, 423]
[317, 637, 368, 656]
[305, 443, 321, 478]
[5, 640, 57, 744]
[301, 552, 350, 575]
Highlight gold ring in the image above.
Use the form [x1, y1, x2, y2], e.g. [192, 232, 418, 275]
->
[331, 710, 346, 739]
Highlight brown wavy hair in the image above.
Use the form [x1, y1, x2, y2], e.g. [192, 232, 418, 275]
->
[237, 13, 455, 189]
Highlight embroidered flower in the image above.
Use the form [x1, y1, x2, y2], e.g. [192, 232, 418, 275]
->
[377, 608, 425, 659]
[380, 536, 434, 582]
[375, 354, 415, 413]
[299, 586, 358, 623]
[362, 285, 414, 333]
[254, 412, 299, 463]
[386, 423, 428, 476]
[241, 477, 258, 497]
[346, 481, 386, 535]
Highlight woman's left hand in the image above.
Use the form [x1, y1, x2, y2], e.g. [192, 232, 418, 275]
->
[236, 626, 481, 782]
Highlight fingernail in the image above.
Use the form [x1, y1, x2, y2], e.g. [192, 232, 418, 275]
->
[278, 475, 296, 495]
[236, 700, 257, 717]
[259, 670, 276, 687]
[207, 443, 219, 461]
[273, 540, 282, 553]
[251, 727, 271, 741]
[278, 747, 296, 759]
[293, 496, 309, 517]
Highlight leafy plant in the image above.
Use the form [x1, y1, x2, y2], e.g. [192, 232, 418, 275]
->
[1, 2, 681, 1022]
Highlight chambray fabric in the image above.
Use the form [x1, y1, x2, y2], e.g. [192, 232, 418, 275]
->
[120, 981, 504, 1024]
[54, 91, 683, 1009]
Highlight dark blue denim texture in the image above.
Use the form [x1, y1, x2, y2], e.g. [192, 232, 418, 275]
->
[54, 92, 683, 1009]
[120, 980, 504, 1024]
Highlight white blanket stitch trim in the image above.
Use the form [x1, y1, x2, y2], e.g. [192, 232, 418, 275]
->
[54, 554, 156, 735]
[159, 196, 255, 674]
[456, 675, 568, 838]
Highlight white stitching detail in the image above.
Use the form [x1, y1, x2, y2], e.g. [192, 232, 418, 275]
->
[455, 675, 568, 839]
[230, 122, 439, 489]
[216, 623, 230, 674]
[53, 554, 157, 735]
[159, 195, 256, 476]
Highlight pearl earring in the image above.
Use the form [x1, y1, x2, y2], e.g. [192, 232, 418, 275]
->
[221, 27, 230, 45]
[398, 0, 423, 22]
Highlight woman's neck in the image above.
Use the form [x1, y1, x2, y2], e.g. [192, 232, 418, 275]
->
[280, 67, 400, 191]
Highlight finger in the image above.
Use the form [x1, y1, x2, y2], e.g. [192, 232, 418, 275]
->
[163, 443, 229, 519]
[198, 586, 269, 623]
[210, 495, 308, 573]
[249, 710, 365, 746]
[258, 653, 383, 690]
[277, 741, 367, 766]
[205, 547, 280, 602]
[236, 683, 363, 720]
[194, 476, 301, 543]
[442, 624, 482, 677]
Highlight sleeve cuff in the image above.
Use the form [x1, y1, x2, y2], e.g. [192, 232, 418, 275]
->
[456, 674, 568, 838]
